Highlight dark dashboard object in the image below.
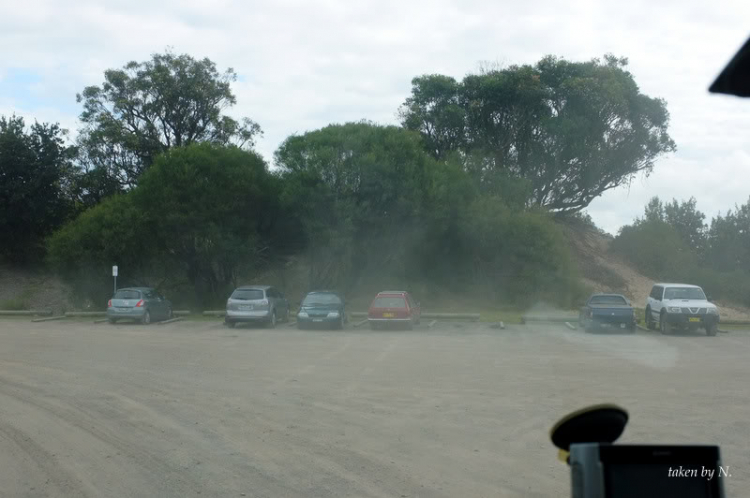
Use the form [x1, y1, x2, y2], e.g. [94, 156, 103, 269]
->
[710, 36, 750, 97]
[551, 405, 726, 498]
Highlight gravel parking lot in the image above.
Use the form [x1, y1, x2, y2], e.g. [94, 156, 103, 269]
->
[0, 318, 747, 497]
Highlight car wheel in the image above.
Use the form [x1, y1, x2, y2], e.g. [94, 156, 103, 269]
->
[336, 316, 344, 330]
[268, 311, 277, 329]
[628, 324, 637, 334]
[108, 318, 117, 324]
[659, 312, 669, 334]
[645, 307, 655, 330]
[224, 319, 235, 328]
[167, 307, 173, 320]
[141, 311, 151, 325]
[706, 324, 718, 336]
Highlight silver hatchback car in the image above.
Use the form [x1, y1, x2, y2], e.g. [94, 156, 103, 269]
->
[107, 287, 173, 324]
[225, 285, 290, 328]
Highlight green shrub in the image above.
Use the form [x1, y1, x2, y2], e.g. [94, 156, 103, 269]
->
[611, 219, 695, 279]
[459, 197, 583, 307]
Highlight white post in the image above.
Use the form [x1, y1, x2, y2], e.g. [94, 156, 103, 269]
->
[112, 265, 118, 294]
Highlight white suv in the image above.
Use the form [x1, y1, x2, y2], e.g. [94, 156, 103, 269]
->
[645, 283, 720, 336]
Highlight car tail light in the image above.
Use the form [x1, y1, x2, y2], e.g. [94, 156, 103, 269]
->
[260, 299, 269, 306]
[135, 299, 144, 307]
[108, 300, 112, 307]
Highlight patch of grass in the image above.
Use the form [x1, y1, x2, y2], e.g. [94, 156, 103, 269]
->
[479, 309, 526, 324]
[64, 316, 102, 323]
[0, 286, 38, 311]
[183, 314, 224, 322]
[719, 324, 750, 333]
[0, 298, 28, 310]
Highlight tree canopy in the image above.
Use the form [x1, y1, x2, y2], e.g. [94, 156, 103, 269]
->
[707, 198, 750, 274]
[275, 122, 440, 290]
[400, 55, 676, 213]
[28, 50, 690, 309]
[77, 51, 261, 189]
[0, 115, 77, 264]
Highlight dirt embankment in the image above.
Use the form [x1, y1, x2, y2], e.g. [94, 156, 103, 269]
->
[0, 266, 73, 314]
[563, 226, 750, 321]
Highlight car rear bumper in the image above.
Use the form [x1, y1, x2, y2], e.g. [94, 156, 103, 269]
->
[106, 308, 147, 319]
[298, 315, 340, 323]
[588, 319, 635, 329]
[226, 310, 272, 322]
[298, 316, 342, 329]
[368, 317, 412, 322]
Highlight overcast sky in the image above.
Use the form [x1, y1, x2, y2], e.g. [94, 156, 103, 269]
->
[2, 0, 749, 233]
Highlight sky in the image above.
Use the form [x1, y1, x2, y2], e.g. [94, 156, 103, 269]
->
[2, 0, 749, 234]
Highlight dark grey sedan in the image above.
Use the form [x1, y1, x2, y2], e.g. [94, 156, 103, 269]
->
[297, 291, 347, 329]
[106, 287, 173, 324]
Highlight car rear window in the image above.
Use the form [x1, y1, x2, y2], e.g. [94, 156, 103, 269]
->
[302, 293, 342, 306]
[231, 289, 265, 300]
[372, 296, 407, 308]
[114, 290, 141, 299]
[589, 295, 628, 305]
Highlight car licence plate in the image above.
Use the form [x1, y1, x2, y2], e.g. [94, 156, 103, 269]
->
[689, 317, 701, 322]
[383, 313, 394, 318]
[239, 305, 253, 311]
[313, 318, 323, 322]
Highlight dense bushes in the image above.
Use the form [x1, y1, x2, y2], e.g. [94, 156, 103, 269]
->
[611, 220, 695, 279]
[48, 125, 585, 309]
[47, 194, 157, 306]
[613, 197, 750, 306]
[275, 122, 582, 307]
[460, 198, 585, 306]
[47, 144, 278, 308]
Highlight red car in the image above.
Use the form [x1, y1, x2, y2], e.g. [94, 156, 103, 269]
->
[367, 291, 421, 330]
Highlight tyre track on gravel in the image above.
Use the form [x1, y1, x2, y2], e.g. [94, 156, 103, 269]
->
[0, 374, 201, 496]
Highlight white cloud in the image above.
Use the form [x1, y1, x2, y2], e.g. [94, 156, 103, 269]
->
[2, 0, 749, 231]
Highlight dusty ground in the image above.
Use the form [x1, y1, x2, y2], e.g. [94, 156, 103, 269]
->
[0, 318, 747, 497]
